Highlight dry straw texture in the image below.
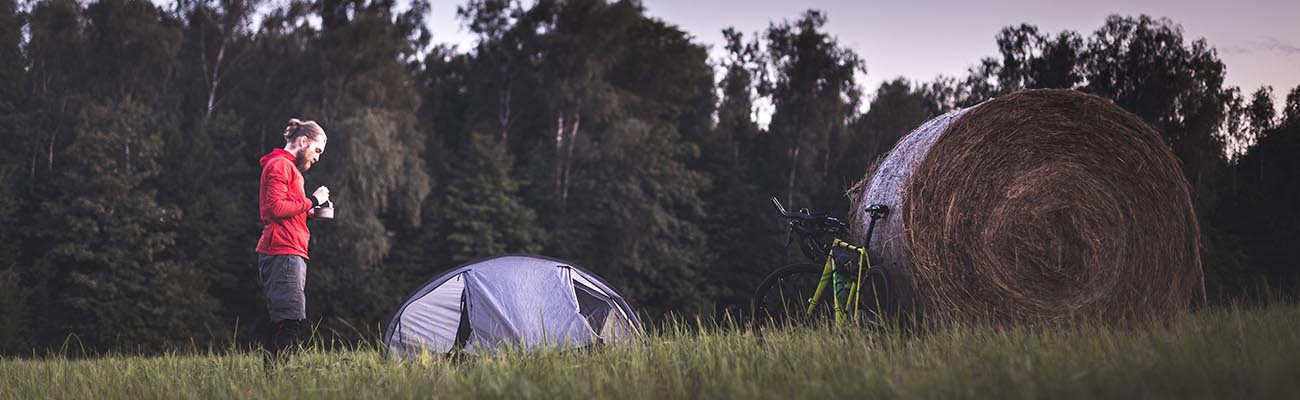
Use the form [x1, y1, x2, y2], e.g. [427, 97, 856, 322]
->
[849, 89, 1204, 324]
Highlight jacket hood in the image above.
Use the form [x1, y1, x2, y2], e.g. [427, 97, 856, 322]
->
[261, 148, 297, 167]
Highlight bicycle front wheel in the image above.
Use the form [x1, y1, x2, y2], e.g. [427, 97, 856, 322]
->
[751, 263, 834, 329]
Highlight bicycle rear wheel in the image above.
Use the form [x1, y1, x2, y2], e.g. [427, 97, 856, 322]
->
[751, 263, 834, 329]
[857, 266, 893, 325]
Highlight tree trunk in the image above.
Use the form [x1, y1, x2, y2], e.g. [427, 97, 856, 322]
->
[555, 113, 565, 204]
[204, 38, 227, 119]
[498, 82, 512, 142]
[562, 113, 580, 204]
[786, 145, 798, 206]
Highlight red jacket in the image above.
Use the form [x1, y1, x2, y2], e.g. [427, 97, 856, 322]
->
[255, 149, 313, 259]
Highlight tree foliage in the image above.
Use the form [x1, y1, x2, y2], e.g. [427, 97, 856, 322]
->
[0, 1, 1294, 353]
[435, 134, 543, 265]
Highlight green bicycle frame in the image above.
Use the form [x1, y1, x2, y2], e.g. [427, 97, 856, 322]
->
[807, 238, 874, 324]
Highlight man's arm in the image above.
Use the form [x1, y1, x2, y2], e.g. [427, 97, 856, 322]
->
[261, 159, 314, 220]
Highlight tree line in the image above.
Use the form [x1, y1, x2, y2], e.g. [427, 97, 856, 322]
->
[0, 0, 1296, 354]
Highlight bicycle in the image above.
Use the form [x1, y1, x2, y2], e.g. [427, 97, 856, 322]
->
[751, 196, 892, 328]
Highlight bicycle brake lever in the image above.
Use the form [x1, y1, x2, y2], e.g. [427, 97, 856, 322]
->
[785, 223, 795, 247]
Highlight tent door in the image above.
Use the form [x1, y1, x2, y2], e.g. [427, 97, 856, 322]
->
[451, 289, 472, 353]
[574, 285, 613, 338]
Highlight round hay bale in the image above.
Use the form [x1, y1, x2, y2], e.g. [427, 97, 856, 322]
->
[847, 89, 1204, 324]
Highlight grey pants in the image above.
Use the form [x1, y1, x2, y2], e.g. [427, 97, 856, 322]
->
[258, 254, 307, 321]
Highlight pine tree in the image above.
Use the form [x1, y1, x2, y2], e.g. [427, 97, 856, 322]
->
[36, 100, 217, 351]
[158, 113, 262, 340]
[435, 134, 543, 265]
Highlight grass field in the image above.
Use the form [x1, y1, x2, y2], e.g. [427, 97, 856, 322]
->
[3, 303, 1299, 399]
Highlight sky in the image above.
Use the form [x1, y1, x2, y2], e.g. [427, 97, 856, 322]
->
[427, 0, 1300, 105]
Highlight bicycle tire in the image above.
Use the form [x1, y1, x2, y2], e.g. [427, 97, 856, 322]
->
[751, 263, 834, 329]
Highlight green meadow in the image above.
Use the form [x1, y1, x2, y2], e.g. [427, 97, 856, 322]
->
[4, 302, 1298, 399]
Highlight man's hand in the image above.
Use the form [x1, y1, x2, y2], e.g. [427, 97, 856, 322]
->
[312, 186, 330, 205]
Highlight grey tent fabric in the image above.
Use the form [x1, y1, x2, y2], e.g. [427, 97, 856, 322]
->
[385, 255, 643, 358]
[390, 273, 465, 353]
[464, 266, 595, 351]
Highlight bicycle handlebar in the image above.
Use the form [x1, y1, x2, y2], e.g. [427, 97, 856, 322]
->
[770, 196, 828, 221]
[771, 196, 890, 222]
[768, 195, 891, 263]
[772, 196, 844, 261]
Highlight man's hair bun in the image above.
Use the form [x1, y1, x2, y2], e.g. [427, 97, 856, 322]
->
[283, 118, 323, 142]
[283, 118, 303, 140]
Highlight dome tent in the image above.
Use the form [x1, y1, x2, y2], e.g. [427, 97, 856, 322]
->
[384, 255, 643, 358]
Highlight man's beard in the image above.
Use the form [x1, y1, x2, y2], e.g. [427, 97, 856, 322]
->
[295, 148, 313, 172]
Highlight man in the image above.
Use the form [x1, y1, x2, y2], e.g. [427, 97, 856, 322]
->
[256, 118, 329, 368]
